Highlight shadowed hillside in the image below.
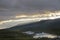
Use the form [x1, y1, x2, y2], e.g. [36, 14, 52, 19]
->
[5, 18, 60, 35]
[0, 18, 60, 40]
[0, 30, 34, 40]
[0, 30, 59, 40]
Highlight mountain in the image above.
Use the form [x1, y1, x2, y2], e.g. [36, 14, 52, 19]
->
[5, 18, 60, 35]
[0, 18, 60, 40]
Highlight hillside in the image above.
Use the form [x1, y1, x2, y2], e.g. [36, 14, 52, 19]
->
[0, 18, 60, 40]
[5, 18, 60, 35]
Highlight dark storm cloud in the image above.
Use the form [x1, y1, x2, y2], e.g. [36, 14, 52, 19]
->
[0, 0, 60, 20]
[0, 0, 60, 10]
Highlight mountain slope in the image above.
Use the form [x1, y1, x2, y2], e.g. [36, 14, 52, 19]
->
[5, 18, 60, 35]
[0, 18, 60, 40]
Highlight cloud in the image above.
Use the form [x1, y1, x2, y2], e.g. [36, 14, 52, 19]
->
[0, 0, 60, 20]
[0, 0, 60, 10]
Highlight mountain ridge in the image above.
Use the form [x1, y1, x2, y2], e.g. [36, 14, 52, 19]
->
[3, 18, 60, 35]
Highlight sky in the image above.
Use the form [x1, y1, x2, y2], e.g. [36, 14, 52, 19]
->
[0, 0, 60, 20]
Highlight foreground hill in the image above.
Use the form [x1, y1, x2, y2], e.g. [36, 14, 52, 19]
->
[0, 30, 34, 40]
[0, 30, 59, 40]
